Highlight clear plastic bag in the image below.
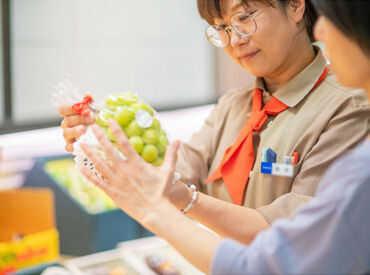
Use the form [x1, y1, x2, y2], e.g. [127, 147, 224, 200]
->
[53, 79, 181, 183]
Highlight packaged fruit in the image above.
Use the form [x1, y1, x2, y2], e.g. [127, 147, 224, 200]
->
[53, 81, 172, 175]
[94, 92, 169, 167]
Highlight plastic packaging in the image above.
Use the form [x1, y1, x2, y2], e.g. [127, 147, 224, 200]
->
[53, 80, 181, 183]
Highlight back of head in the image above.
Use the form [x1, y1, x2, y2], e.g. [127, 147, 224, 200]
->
[312, 0, 370, 56]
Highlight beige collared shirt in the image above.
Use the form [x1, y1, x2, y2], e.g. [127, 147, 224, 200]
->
[176, 49, 370, 223]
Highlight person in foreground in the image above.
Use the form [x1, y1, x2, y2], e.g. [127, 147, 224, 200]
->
[79, 1, 370, 274]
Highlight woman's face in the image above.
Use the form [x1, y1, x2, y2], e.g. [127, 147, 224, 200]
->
[214, 0, 305, 77]
[314, 16, 370, 91]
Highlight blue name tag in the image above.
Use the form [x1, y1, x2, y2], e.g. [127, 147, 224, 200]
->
[261, 162, 294, 177]
[261, 162, 273, 174]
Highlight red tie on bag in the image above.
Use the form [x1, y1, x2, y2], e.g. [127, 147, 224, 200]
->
[72, 94, 93, 116]
[204, 67, 328, 205]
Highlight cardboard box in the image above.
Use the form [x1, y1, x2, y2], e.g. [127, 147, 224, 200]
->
[0, 188, 59, 274]
[24, 155, 149, 256]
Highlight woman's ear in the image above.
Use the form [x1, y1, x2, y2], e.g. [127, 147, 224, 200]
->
[286, 0, 306, 24]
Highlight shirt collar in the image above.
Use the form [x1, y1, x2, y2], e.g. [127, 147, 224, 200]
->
[253, 47, 328, 108]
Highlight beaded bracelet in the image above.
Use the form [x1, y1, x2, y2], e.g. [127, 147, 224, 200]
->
[181, 184, 198, 214]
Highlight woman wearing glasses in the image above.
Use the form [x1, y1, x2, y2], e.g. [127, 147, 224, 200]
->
[165, 0, 368, 241]
[80, 0, 370, 273]
[60, 0, 369, 244]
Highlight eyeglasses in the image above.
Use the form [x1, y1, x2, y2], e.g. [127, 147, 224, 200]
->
[206, 11, 262, 48]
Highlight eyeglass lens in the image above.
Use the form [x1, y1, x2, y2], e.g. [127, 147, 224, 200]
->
[206, 12, 257, 47]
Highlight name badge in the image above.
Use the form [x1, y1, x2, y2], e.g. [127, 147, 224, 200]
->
[261, 162, 294, 177]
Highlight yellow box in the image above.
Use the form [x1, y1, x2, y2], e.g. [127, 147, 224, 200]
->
[0, 188, 59, 274]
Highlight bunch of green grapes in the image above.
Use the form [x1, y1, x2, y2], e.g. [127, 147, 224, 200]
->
[95, 92, 169, 166]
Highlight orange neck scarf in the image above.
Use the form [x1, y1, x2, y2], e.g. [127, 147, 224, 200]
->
[205, 67, 328, 205]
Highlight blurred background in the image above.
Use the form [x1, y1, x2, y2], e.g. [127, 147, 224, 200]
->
[0, 1, 254, 274]
[0, 0, 253, 133]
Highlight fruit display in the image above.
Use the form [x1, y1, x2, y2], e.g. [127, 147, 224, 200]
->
[45, 158, 117, 214]
[95, 92, 169, 167]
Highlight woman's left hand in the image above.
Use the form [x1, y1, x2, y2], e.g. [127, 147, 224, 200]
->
[79, 119, 181, 226]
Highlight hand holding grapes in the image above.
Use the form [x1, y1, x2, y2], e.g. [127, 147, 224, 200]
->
[59, 104, 95, 152]
[59, 91, 190, 212]
[79, 120, 181, 226]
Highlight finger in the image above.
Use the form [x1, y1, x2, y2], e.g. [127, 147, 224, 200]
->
[80, 165, 126, 198]
[65, 142, 75, 152]
[62, 125, 87, 142]
[162, 140, 181, 176]
[80, 142, 115, 181]
[62, 114, 95, 128]
[108, 119, 141, 163]
[59, 104, 76, 116]
[79, 166, 117, 198]
[90, 125, 127, 170]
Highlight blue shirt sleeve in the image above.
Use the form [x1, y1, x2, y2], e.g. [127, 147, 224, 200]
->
[211, 142, 370, 275]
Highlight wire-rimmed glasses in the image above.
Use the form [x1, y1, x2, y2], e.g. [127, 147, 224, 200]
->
[206, 11, 261, 48]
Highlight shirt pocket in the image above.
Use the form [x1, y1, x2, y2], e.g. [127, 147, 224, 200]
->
[257, 161, 302, 198]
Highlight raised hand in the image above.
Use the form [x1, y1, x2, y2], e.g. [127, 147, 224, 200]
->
[79, 119, 180, 225]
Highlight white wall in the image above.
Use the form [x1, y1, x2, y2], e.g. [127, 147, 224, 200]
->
[10, 0, 217, 124]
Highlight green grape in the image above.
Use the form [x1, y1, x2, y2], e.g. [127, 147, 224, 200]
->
[129, 136, 144, 154]
[96, 110, 114, 127]
[141, 144, 158, 162]
[96, 92, 170, 165]
[96, 114, 106, 127]
[117, 92, 138, 106]
[105, 94, 124, 106]
[159, 134, 169, 146]
[156, 143, 166, 155]
[142, 129, 158, 144]
[124, 120, 144, 137]
[150, 117, 161, 130]
[155, 133, 169, 155]
[151, 157, 164, 167]
[130, 102, 154, 115]
[115, 106, 134, 128]
[105, 103, 117, 112]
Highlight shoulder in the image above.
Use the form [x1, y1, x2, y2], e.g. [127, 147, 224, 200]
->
[321, 70, 368, 108]
[206, 86, 254, 122]
[216, 85, 254, 109]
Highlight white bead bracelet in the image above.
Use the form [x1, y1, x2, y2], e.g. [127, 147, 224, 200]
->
[181, 184, 198, 214]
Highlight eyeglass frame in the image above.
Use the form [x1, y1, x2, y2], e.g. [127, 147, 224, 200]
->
[206, 11, 263, 48]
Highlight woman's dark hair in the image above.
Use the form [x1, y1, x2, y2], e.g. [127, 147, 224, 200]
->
[197, 0, 318, 42]
[312, 0, 370, 55]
